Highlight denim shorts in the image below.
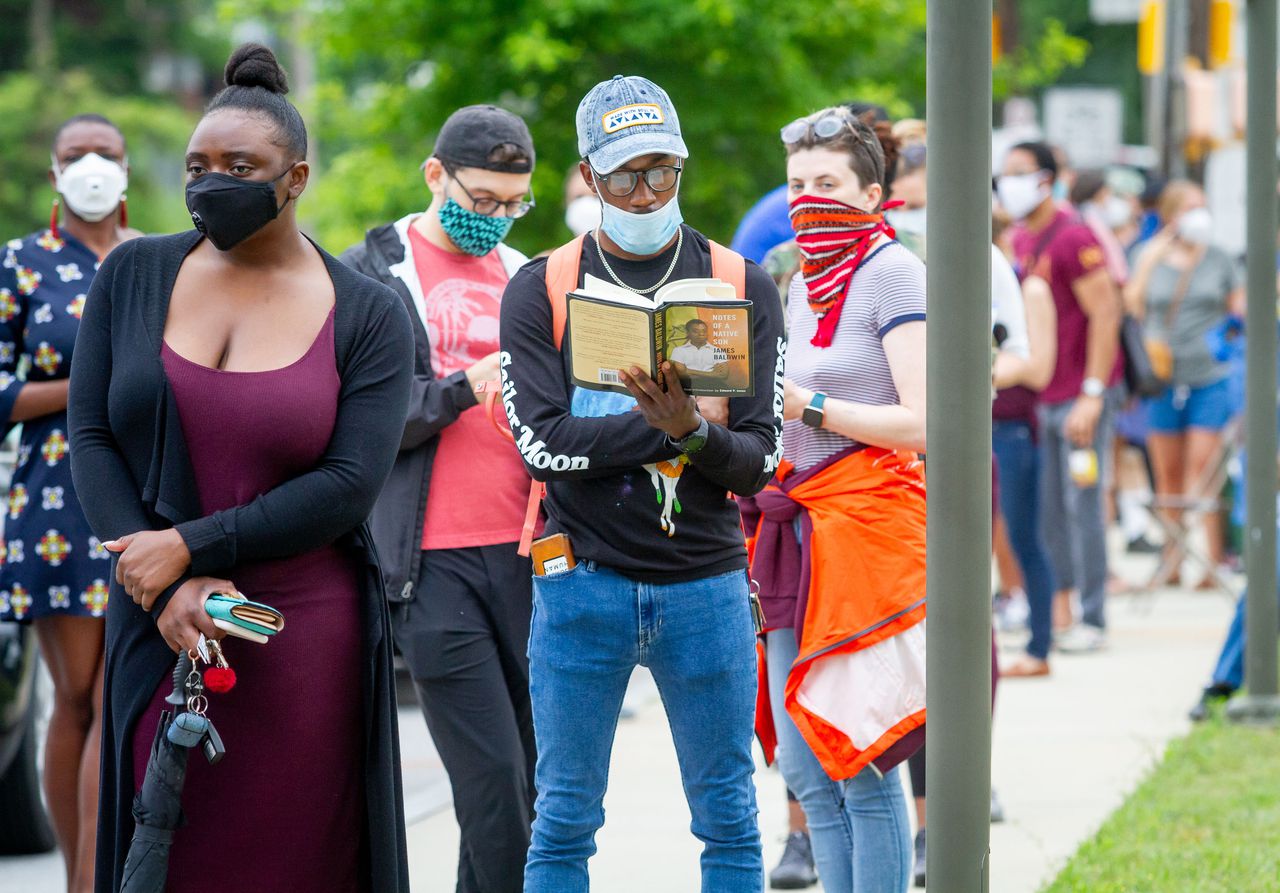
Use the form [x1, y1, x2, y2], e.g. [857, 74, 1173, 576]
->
[1146, 377, 1234, 433]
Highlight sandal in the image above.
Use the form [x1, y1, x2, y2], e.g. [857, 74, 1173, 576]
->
[1002, 656, 1051, 678]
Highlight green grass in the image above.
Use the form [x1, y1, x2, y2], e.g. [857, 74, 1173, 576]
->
[1041, 716, 1280, 893]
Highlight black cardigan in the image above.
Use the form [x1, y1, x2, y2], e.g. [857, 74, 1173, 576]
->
[68, 230, 415, 893]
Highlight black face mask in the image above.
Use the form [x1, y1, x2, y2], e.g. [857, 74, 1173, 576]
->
[185, 165, 295, 251]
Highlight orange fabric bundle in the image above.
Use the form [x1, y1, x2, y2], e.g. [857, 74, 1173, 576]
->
[753, 447, 926, 780]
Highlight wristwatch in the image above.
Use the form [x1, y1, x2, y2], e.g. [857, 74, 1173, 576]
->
[1081, 377, 1106, 399]
[802, 392, 827, 429]
[671, 413, 710, 455]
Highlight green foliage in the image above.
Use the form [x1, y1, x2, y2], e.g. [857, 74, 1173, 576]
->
[1042, 718, 1280, 892]
[1013, 0, 1145, 143]
[0, 70, 196, 240]
[995, 19, 1090, 100]
[221, 0, 929, 256]
[1, 1, 227, 89]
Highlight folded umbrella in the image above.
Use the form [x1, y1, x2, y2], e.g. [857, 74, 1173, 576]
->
[119, 654, 198, 893]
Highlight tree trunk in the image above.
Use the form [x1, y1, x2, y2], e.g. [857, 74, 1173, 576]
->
[996, 0, 1020, 55]
[28, 0, 56, 75]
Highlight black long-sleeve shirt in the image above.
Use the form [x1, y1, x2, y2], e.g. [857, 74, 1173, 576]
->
[499, 226, 785, 583]
[69, 231, 414, 600]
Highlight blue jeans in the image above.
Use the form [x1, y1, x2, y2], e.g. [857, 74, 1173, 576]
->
[524, 563, 762, 892]
[765, 630, 910, 893]
[1038, 391, 1119, 631]
[993, 419, 1057, 659]
[1210, 586, 1280, 690]
[1213, 595, 1248, 690]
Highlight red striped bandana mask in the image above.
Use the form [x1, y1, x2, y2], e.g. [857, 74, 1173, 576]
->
[789, 195, 898, 347]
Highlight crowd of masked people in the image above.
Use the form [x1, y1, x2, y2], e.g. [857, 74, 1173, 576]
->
[0, 40, 1255, 893]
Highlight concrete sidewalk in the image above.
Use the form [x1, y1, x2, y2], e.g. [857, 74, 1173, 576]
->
[403, 582, 1236, 892]
[0, 563, 1236, 892]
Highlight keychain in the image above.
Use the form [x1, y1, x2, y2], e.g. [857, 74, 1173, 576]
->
[748, 578, 766, 636]
[166, 646, 227, 764]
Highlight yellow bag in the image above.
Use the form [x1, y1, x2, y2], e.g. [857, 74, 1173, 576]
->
[1144, 337, 1174, 383]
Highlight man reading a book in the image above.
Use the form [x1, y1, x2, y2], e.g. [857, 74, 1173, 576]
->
[499, 74, 785, 892]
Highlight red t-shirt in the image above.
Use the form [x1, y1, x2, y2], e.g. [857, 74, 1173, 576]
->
[1011, 209, 1124, 405]
[409, 226, 533, 549]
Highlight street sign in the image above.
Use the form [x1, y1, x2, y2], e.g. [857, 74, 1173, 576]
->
[1044, 87, 1125, 168]
[1205, 144, 1246, 260]
[1091, 0, 1144, 23]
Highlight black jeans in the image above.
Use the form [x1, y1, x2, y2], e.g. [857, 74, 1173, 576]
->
[392, 545, 536, 893]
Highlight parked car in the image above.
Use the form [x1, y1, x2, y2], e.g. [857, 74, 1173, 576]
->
[0, 623, 55, 854]
[0, 431, 55, 855]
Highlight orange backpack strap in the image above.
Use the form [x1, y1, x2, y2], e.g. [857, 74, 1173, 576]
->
[544, 234, 585, 349]
[709, 239, 747, 299]
[482, 234, 586, 445]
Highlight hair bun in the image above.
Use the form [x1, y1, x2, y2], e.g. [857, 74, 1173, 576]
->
[224, 43, 290, 95]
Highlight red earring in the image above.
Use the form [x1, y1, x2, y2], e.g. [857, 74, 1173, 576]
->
[118, 195, 128, 229]
[49, 198, 60, 240]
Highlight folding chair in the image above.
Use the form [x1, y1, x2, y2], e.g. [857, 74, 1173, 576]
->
[1142, 415, 1243, 595]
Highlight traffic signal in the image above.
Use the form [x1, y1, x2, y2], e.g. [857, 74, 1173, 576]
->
[1209, 0, 1233, 68]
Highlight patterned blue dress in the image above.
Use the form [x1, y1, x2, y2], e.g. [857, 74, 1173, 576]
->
[0, 228, 112, 622]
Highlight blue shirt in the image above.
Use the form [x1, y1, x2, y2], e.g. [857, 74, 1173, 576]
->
[730, 185, 793, 264]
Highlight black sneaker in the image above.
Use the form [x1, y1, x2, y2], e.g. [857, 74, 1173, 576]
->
[769, 831, 818, 889]
[1126, 535, 1162, 555]
[913, 828, 926, 888]
[1189, 684, 1235, 722]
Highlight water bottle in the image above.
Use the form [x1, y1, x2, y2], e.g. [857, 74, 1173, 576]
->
[1069, 448, 1099, 488]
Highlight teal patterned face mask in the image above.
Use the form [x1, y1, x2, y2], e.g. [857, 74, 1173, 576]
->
[438, 198, 514, 256]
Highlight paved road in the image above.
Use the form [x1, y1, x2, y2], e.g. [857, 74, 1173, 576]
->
[0, 560, 1235, 892]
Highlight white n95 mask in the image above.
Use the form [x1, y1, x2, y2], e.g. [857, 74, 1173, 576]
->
[565, 195, 603, 237]
[53, 152, 127, 222]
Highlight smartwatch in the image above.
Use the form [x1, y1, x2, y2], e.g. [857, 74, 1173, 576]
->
[671, 413, 710, 455]
[1081, 377, 1106, 399]
[802, 392, 827, 429]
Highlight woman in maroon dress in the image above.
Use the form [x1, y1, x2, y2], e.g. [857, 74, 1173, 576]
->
[69, 44, 413, 893]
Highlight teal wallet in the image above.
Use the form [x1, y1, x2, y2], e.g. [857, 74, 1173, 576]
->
[204, 592, 284, 642]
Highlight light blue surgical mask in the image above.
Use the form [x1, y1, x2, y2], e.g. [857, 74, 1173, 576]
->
[598, 193, 683, 255]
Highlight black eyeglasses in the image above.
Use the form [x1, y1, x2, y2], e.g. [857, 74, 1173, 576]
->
[592, 164, 682, 197]
[447, 167, 535, 218]
[780, 112, 856, 145]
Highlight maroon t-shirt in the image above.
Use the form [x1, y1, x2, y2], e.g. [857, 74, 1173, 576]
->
[1011, 209, 1123, 405]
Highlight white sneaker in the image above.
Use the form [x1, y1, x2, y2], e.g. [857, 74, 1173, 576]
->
[1056, 624, 1107, 654]
[1003, 589, 1030, 630]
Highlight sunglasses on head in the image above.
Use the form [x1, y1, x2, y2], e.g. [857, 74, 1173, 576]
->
[780, 111, 857, 145]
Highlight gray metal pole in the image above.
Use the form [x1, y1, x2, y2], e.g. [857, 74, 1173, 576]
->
[1228, 0, 1280, 724]
[1166, 0, 1190, 178]
[925, 0, 993, 888]
[1144, 71, 1168, 172]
